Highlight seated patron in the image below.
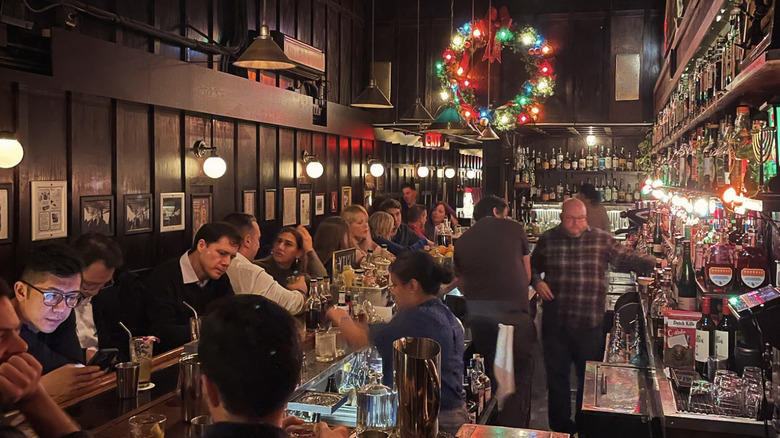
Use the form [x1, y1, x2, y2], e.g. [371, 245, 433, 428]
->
[369, 211, 423, 256]
[144, 222, 239, 353]
[313, 216, 351, 276]
[223, 213, 308, 315]
[377, 199, 431, 247]
[342, 205, 379, 258]
[72, 233, 147, 362]
[11, 244, 104, 401]
[406, 205, 428, 240]
[256, 226, 328, 285]
[327, 251, 466, 434]
[425, 202, 459, 241]
[0, 282, 93, 438]
[199, 295, 348, 438]
[399, 182, 418, 222]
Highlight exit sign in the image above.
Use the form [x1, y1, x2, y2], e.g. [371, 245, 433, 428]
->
[424, 132, 443, 148]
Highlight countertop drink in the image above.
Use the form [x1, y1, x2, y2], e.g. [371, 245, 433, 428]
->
[130, 337, 155, 387]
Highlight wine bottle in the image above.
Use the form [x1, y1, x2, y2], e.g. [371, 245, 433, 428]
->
[714, 298, 738, 370]
[652, 212, 664, 258]
[557, 148, 564, 169]
[695, 297, 716, 379]
[677, 241, 698, 311]
[563, 151, 572, 170]
[578, 148, 586, 170]
[549, 152, 557, 170]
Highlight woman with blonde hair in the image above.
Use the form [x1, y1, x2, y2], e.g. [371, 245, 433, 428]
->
[370, 211, 428, 256]
[342, 205, 379, 258]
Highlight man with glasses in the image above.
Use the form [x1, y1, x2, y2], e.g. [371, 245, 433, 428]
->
[72, 233, 147, 362]
[531, 198, 653, 434]
[12, 244, 104, 401]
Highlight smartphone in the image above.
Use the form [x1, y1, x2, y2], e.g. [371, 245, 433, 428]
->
[86, 348, 119, 372]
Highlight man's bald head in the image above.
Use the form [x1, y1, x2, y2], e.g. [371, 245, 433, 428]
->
[560, 198, 589, 237]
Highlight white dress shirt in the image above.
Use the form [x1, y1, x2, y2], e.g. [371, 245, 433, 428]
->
[180, 252, 209, 287]
[226, 252, 306, 315]
[75, 301, 99, 350]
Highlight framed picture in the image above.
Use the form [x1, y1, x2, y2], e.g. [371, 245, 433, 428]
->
[264, 189, 276, 221]
[315, 193, 325, 216]
[160, 192, 185, 232]
[282, 187, 297, 226]
[330, 191, 338, 213]
[299, 191, 311, 227]
[364, 189, 373, 208]
[341, 186, 352, 210]
[124, 193, 153, 235]
[0, 183, 13, 243]
[80, 195, 114, 236]
[31, 181, 67, 241]
[191, 194, 212, 234]
[243, 190, 256, 216]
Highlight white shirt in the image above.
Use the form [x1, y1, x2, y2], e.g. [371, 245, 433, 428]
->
[226, 252, 306, 315]
[75, 301, 99, 350]
[180, 252, 209, 287]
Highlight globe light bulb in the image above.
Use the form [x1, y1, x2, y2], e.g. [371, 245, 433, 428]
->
[417, 165, 430, 178]
[203, 156, 227, 179]
[466, 169, 476, 179]
[652, 179, 663, 189]
[694, 198, 709, 216]
[440, 90, 450, 100]
[305, 160, 324, 179]
[0, 136, 23, 168]
[722, 186, 737, 203]
[651, 189, 664, 200]
[369, 162, 385, 178]
[586, 135, 597, 146]
[444, 167, 456, 179]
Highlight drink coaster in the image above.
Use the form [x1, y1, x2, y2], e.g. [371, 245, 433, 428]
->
[138, 382, 156, 391]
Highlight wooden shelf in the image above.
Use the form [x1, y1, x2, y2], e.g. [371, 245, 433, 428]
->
[534, 169, 645, 174]
[652, 49, 780, 154]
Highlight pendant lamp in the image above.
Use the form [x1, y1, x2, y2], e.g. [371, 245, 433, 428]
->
[233, 0, 295, 70]
[353, 0, 393, 108]
[401, 0, 433, 121]
[477, 0, 500, 141]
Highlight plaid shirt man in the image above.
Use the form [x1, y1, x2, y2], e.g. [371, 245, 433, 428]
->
[531, 225, 654, 330]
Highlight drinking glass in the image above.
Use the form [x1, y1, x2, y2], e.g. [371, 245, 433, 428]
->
[130, 337, 155, 388]
[687, 380, 713, 413]
[129, 413, 166, 438]
[713, 370, 741, 416]
[315, 330, 337, 362]
[707, 356, 729, 382]
[329, 327, 346, 357]
[742, 366, 763, 418]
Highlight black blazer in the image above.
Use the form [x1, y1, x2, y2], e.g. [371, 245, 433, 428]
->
[91, 267, 148, 362]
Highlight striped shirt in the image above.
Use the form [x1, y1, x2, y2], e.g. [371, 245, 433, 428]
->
[531, 226, 654, 330]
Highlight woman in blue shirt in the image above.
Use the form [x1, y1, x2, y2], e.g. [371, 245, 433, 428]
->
[327, 251, 467, 434]
[368, 212, 427, 256]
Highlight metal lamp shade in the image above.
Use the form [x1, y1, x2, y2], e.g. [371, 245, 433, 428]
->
[401, 97, 433, 122]
[352, 78, 393, 108]
[233, 25, 295, 70]
[427, 107, 472, 134]
[478, 124, 500, 140]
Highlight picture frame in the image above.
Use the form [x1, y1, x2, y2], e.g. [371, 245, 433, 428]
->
[80, 195, 114, 236]
[330, 191, 339, 213]
[124, 193, 153, 235]
[264, 189, 276, 221]
[191, 194, 212, 234]
[315, 193, 325, 216]
[364, 189, 373, 208]
[31, 181, 67, 241]
[341, 186, 352, 210]
[0, 183, 13, 243]
[242, 190, 256, 216]
[160, 192, 185, 233]
[282, 187, 297, 226]
[299, 191, 311, 227]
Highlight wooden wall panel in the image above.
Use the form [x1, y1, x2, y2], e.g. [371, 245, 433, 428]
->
[153, 108, 185, 262]
[326, 135, 338, 209]
[297, 0, 313, 45]
[339, 137, 350, 198]
[572, 16, 608, 122]
[350, 138, 361, 198]
[184, 0, 212, 66]
[609, 13, 645, 122]
[258, 125, 278, 245]
[278, 128, 296, 189]
[327, 7, 340, 102]
[69, 93, 113, 238]
[339, 15, 352, 105]
[312, 1, 327, 51]
[212, 119, 235, 221]
[311, 133, 325, 228]
[280, 0, 297, 37]
[296, 130, 311, 182]
[116, 0, 153, 51]
[154, 0, 183, 60]
[236, 122, 258, 217]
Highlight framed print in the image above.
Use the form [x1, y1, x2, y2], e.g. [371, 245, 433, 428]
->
[124, 193, 153, 235]
[31, 181, 67, 241]
[283, 187, 297, 226]
[364, 189, 373, 208]
[80, 195, 114, 236]
[191, 194, 212, 234]
[264, 189, 276, 221]
[160, 192, 185, 232]
[299, 191, 311, 227]
[341, 186, 352, 210]
[0, 183, 13, 243]
[315, 193, 325, 216]
[243, 190, 256, 215]
[330, 191, 338, 213]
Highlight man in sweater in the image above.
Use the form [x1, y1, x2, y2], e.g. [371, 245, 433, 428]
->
[378, 199, 431, 247]
[144, 222, 240, 353]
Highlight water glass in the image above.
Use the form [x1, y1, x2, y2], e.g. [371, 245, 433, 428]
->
[707, 356, 729, 382]
[687, 380, 712, 413]
[742, 366, 763, 418]
[130, 337, 155, 387]
[315, 330, 336, 362]
[329, 327, 346, 357]
[713, 370, 741, 416]
[129, 413, 166, 438]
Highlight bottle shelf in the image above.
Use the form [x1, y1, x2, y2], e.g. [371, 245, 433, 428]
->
[534, 169, 645, 174]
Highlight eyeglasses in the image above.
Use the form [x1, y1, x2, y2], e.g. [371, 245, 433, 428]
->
[562, 215, 587, 222]
[81, 278, 114, 292]
[21, 281, 85, 308]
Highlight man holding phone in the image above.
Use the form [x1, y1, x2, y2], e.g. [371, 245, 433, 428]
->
[11, 244, 105, 402]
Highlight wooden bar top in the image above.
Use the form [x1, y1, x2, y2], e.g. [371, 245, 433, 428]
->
[456, 424, 571, 438]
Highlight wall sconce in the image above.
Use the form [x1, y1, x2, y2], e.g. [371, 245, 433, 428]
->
[367, 156, 385, 178]
[0, 131, 24, 168]
[192, 140, 227, 179]
[586, 134, 597, 146]
[416, 165, 430, 178]
[465, 169, 476, 179]
[444, 167, 456, 179]
[302, 151, 323, 179]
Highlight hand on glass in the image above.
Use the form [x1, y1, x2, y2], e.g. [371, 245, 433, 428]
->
[40, 364, 105, 401]
[315, 421, 349, 438]
[534, 281, 554, 301]
[287, 275, 308, 294]
[0, 352, 42, 406]
[297, 225, 314, 253]
[326, 307, 350, 326]
[282, 415, 305, 431]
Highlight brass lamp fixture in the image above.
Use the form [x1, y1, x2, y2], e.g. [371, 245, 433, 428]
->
[401, 0, 433, 121]
[352, 0, 393, 108]
[192, 140, 227, 179]
[233, 0, 295, 70]
[302, 151, 324, 179]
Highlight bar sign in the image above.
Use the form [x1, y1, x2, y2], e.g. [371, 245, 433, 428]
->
[425, 132, 442, 148]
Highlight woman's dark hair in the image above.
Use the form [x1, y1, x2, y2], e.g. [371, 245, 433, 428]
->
[426, 201, 455, 226]
[473, 195, 508, 221]
[313, 217, 349, 265]
[389, 251, 453, 296]
[275, 227, 307, 271]
[200, 295, 301, 420]
[579, 183, 600, 204]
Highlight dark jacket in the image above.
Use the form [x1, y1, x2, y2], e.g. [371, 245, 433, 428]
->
[20, 311, 83, 375]
[391, 223, 425, 247]
[91, 267, 148, 362]
[202, 422, 287, 438]
[0, 414, 92, 438]
[143, 258, 234, 353]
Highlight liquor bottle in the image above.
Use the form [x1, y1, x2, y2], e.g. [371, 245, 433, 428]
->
[474, 355, 492, 403]
[557, 148, 564, 169]
[469, 357, 485, 417]
[612, 148, 620, 171]
[695, 297, 716, 379]
[586, 148, 595, 171]
[535, 150, 541, 168]
[571, 150, 579, 170]
[604, 179, 613, 202]
[704, 232, 735, 292]
[618, 147, 627, 171]
[305, 279, 322, 332]
[549, 151, 557, 170]
[578, 148, 586, 170]
[540, 186, 549, 201]
[617, 179, 626, 203]
[563, 184, 571, 199]
[650, 279, 673, 351]
[556, 179, 564, 199]
[626, 151, 634, 171]
[625, 183, 634, 203]
[677, 241, 698, 311]
[735, 228, 769, 292]
[598, 146, 606, 171]
[563, 151, 572, 170]
[542, 153, 550, 170]
[633, 183, 641, 202]
[652, 211, 664, 258]
[714, 298, 738, 370]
